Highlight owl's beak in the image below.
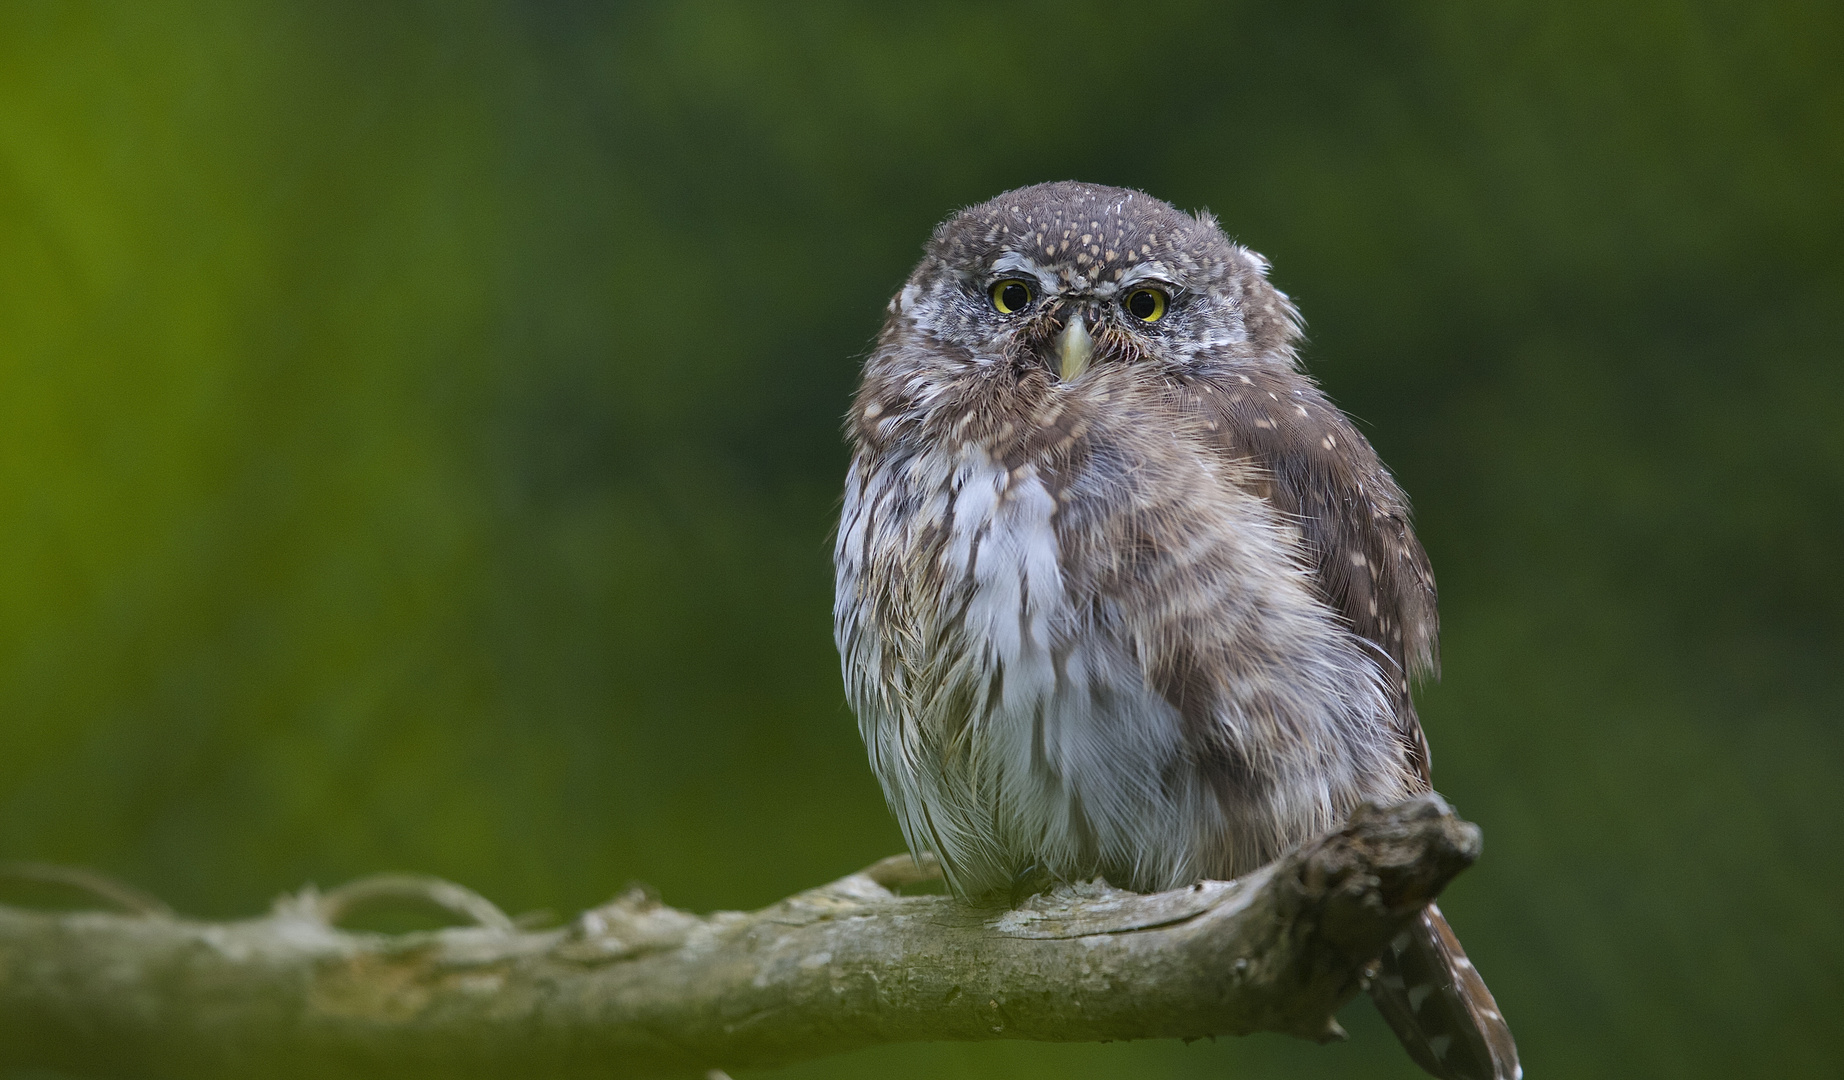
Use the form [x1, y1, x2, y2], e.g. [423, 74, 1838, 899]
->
[1057, 313, 1094, 381]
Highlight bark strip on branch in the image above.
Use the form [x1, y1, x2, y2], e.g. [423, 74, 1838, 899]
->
[0, 794, 1480, 1079]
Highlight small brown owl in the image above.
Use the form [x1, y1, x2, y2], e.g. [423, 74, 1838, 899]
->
[834, 182, 1518, 1080]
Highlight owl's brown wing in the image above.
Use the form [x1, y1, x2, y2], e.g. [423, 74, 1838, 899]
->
[1185, 366, 1439, 784]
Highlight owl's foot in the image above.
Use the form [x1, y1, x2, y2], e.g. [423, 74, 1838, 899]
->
[1005, 863, 1056, 906]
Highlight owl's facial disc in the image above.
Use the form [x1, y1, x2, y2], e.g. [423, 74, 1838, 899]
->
[880, 183, 1299, 404]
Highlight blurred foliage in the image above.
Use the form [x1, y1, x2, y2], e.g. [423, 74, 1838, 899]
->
[0, 2, 1839, 1077]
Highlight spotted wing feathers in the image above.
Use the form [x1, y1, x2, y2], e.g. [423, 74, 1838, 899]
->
[1187, 365, 1439, 782]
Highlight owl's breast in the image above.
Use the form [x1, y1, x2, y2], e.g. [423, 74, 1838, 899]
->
[835, 375, 1412, 895]
[834, 422, 1214, 894]
[835, 435, 1070, 750]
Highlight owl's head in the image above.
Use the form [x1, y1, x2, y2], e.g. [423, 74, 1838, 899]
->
[884, 182, 1301, 383]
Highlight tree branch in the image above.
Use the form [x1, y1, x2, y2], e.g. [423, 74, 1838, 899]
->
[0, 794, 1480, 1079]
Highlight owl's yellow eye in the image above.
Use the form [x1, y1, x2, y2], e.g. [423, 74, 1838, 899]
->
[990, 279, 1033, 314]
[1124, 288, 1168, 322]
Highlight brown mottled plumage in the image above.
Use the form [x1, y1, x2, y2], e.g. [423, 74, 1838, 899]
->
[834, 182, 1517, 1079]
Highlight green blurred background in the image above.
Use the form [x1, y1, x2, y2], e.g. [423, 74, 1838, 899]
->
[1, 2, 1839, 1077]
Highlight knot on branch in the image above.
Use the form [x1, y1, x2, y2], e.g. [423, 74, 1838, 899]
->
[556, 885, 706, 963]
[1287, 793, 1484, 976]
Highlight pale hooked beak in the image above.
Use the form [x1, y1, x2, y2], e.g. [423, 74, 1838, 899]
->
[1057, 313, 1094, 381]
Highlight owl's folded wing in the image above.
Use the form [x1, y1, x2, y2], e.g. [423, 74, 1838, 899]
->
[1184, 365, 1439, 784]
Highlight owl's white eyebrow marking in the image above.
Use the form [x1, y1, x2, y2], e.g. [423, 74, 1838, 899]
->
[989, 252, 1055, 284]
[1115, 265, 1177, 290]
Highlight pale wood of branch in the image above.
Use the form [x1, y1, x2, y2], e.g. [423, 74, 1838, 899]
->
[0, 794, 1480, 1079]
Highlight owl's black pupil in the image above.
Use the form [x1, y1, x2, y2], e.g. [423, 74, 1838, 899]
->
[1128, 290, 1158, 319]
[1000, 283, 1030, 311]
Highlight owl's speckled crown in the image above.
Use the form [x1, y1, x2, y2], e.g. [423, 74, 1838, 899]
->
[927, 181, 1238, 292]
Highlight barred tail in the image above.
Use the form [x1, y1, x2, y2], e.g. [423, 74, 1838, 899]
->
[1369, 904, 1521, 1080]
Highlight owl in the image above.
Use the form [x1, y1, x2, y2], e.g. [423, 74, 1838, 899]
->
[833, 182, 1518, 1080]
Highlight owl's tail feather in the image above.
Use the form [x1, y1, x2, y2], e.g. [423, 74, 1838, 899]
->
[1368, 904, 1521, 1080]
